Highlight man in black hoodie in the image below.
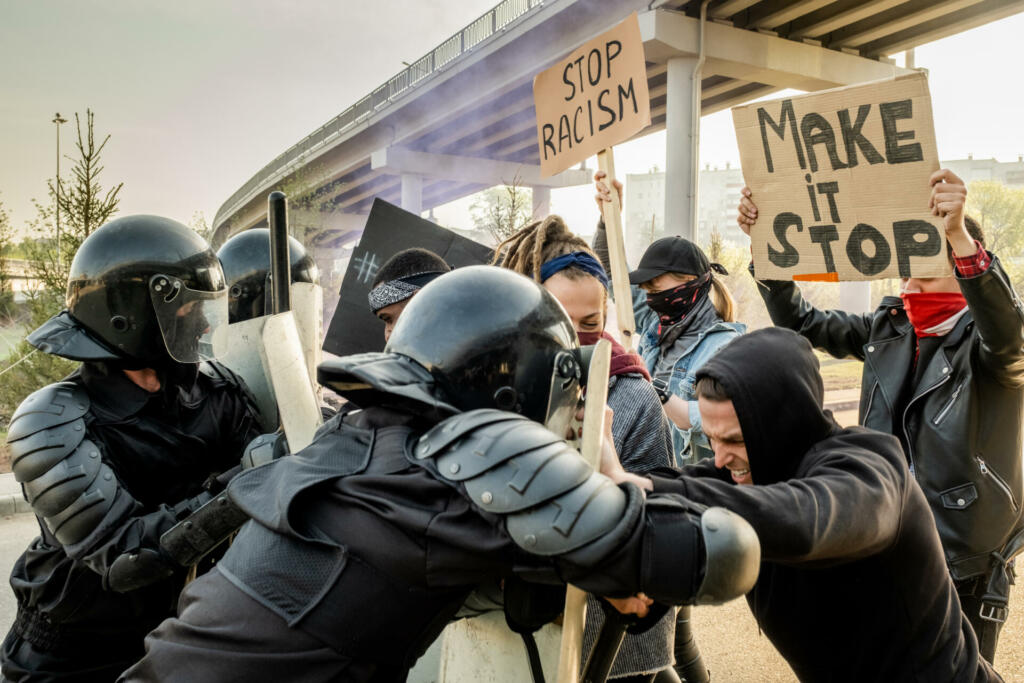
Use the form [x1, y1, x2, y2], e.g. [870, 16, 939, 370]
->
[602, 327, 999, 682]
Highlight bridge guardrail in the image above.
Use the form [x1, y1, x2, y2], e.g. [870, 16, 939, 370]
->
[213, 0, 548, 232]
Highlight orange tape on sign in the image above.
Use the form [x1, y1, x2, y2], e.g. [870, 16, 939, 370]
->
[793, 272, 840, 282]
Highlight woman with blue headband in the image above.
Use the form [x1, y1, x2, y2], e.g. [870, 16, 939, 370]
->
[493, 215, 683, 683]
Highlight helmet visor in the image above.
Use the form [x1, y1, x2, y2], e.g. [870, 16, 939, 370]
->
[544, 350, 582, 439]
[149, 274, 229, 362]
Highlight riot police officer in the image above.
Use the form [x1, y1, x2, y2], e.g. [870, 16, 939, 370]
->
[122, 266, 759, 683]
[2, 215, 262, 681]
[216, 227, 319, 324]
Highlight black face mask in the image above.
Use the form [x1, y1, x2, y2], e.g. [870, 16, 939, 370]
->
[645, 273, 712, 327]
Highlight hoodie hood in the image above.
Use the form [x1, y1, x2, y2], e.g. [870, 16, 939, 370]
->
[695, 328, 837, 484]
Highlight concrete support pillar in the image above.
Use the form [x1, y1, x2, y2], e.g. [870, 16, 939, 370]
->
[665, 56, 699, 241]
[401, 174, 423, 215]
[839, 281, 872, 314]
[531, 186, 551, 219]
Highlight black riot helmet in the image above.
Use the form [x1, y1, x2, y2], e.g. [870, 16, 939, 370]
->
[384, 265, 582, 432]
[216, 228, 319, 323]
[28, 215, 229, 365]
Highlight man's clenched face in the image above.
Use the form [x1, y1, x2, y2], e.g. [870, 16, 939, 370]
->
[699, 397, 752, 485]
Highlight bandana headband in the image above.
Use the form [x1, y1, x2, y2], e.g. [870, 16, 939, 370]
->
[368, 270, 447, 313]
[539, 252, 610, 289]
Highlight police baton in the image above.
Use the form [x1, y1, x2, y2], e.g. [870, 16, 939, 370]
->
[268, 191, 291, 315]
[580, 606, 630, 683]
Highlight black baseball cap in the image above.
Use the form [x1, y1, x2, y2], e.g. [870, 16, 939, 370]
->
[628, 236, 727, 284]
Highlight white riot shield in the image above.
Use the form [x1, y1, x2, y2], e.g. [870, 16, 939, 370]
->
[290, 281, 323, 404]
[219, 282, 324, 452]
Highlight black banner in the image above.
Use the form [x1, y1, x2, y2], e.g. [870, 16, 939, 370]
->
[322, 198, 494, 357]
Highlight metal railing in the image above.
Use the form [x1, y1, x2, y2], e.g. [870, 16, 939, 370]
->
[213, 0, 549, 231]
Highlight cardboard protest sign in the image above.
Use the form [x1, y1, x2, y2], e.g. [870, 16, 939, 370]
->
[534, 12, 650, 178]
[322, 198, 493, 357]
[732, 72, 949, 281]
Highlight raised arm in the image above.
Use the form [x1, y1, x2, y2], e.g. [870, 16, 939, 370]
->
[738, 187, 873, 360]
[593, 172, 660, 335]
[931, 169, 1024, 386]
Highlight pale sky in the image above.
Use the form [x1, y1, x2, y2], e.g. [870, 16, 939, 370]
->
[3, 2, 1023, 239]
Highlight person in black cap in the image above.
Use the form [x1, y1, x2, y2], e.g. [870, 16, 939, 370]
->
[593, 173, 744, 467]
[601, 327, 1001, 682]
[2, 216, 262, 681]
[366, 248, 450, 341]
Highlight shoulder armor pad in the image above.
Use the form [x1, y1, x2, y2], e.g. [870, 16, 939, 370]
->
[22, 438, 119, 546]
[7, 382, 119, 546]
[421, 409, 628, 557]
[8, 382, 89, 483]
[416, 410, 563, 480]
[694, 507, 761, 605]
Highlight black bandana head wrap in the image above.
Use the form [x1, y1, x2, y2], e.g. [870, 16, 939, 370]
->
[646, 272, 714, 327]
[367, 271, 447, 313]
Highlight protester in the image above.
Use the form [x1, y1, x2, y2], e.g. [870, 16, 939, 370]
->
[493, 216, 683, 683]
[2, 216, 262, 681]
[602, 327, 1000, 682]
[367, 248, 451, 341]
[593, 172, 743, 466]
[120, 266, 760, 683]
[737, 169, 1024, 662]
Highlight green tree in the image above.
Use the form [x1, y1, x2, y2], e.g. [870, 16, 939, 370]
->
[967, 181, 1024, 254]
[470, 179, 533, 243]
[1, 110, 123, 418]
[0, 196, 14, 319]
[25, 110, 122, 298]
[966, 180, 1024, 294]
[189, 210, 214, 243]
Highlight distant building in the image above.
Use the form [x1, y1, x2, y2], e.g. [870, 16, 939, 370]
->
[623, 163, 746, 252]
[942, 155, 1024, 187]
[622, 156, 1024, 254]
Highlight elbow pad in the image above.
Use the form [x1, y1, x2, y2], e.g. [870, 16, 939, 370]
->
[640, 498, 760, 606]
[7, 382, 119, 546]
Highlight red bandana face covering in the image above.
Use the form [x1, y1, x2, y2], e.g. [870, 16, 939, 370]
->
[577, 331, 650, 380]
[900, 292, 968, 337]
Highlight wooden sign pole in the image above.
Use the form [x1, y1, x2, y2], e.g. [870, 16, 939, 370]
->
[556, 338, 612, 683]
[597, 149, 636, 351]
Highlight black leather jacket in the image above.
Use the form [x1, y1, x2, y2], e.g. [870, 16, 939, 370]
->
[754, 255, 1024, 580]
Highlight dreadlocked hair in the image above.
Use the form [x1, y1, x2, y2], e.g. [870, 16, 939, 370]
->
[491, 214, 602, 284]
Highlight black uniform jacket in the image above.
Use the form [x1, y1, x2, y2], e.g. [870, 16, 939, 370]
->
[754, 255, 1024, 580]
[122, 403, 707, 683]
[4, 361, 259, 678]
[649, 329, 998, 682]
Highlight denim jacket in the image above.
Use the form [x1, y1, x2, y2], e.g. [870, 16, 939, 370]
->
[632, 286, 745, 465]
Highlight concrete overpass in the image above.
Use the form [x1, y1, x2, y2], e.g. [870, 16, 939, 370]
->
[210, 0, 1024, 292]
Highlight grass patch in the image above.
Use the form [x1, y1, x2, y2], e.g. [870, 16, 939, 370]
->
[0, 430, 9, 474]
[815, 350, 864, 393]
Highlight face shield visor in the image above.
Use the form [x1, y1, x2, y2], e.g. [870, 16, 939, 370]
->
[149, 274, 229, 363]
[544, 350, 584, 439]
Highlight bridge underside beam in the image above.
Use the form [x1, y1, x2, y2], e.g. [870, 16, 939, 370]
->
[370, 147, 591, 189]
[640, 9, 910, 92]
